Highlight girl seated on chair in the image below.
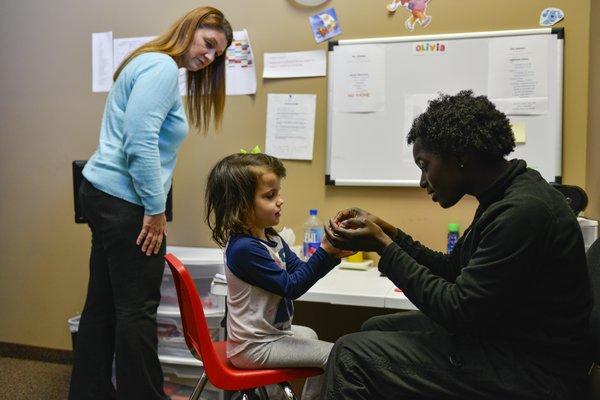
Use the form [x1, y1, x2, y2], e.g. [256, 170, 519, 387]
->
[204, 152, 352, 400]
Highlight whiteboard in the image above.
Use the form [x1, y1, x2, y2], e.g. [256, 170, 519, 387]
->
[326, 28, 564, 186]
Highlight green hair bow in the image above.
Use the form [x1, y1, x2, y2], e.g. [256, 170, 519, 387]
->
[239, 145, 262, 154]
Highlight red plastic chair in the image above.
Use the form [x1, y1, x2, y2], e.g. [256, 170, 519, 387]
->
[164, 253, 323, 400]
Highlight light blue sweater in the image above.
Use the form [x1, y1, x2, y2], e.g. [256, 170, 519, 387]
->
[83, 52, 188, 215]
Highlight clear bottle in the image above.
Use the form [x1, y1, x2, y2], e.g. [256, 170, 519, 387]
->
[303, 209, 324, 260]
[447, 223, 460, 254]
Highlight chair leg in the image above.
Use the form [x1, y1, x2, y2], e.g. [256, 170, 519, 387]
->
[257, 386, 270, 399]
[278, 382, 298, 400]
[189, 372, 209, 400]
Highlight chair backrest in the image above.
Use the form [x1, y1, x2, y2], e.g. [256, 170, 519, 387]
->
[164, 253, 223, 374]
[587, 238, 600, 363]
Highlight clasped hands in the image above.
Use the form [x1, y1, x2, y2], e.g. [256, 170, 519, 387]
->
[324, 207, 394, 255]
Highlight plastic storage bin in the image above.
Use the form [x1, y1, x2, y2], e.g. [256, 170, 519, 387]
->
[160, 246, 226, 316]
[157, 314, 224, 359]
[160, 270, 224, 315]
[162, 359, 223, 400]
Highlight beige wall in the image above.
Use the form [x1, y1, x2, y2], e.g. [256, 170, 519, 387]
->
[0, 0, 592, 350]
[587, 0, 600, 220]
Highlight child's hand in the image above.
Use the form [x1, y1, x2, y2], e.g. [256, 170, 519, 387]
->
[321, 237, 357, 259]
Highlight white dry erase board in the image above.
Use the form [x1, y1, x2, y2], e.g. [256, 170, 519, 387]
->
[326, 28, 564, 186]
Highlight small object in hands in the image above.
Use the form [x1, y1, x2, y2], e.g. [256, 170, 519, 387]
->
[339, 259, 373, 270]
[339, 219, 360, 229]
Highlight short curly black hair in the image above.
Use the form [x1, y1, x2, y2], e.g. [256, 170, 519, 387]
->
[407, 90, 515, 161]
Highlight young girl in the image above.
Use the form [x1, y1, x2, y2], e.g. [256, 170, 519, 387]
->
[205, 153, 350, 399]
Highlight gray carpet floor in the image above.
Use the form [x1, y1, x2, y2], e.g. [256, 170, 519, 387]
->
[0, 357, 71, 400]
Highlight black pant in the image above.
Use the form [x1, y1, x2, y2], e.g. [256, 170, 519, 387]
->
[320, 311, 584, 400]
[69, 179, 167, 400]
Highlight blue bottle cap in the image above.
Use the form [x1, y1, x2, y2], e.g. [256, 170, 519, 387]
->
[309, 209, 318, 216]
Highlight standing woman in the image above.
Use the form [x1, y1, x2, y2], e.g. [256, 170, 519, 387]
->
[70, 7, 232, 400]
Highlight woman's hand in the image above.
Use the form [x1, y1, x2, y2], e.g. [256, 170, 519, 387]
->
[333, 207, 396, 237]
[325, 217, 393, 254]
[321, 237, 357, 259]
[136, 213, 167, 256]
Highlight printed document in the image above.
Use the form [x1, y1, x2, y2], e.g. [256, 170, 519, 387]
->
[265, 94, 317, 160]
[333, 44, 385, 113]
[263, 50, 326, 78]
[92, 31, 113, 92]
[488, 36, 549, 115]
[113, 36, 156, 73]
[226, 29, 257, 95]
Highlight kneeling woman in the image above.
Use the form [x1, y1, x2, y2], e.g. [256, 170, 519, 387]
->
[323, 90, 591, 400]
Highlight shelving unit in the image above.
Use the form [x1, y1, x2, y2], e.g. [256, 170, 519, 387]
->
[68, 246, 227, 398]
[159, 246, 226, 400]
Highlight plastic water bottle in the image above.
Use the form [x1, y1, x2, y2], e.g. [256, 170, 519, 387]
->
[447, 223, 460, 254]
[303, 209, 324, 259]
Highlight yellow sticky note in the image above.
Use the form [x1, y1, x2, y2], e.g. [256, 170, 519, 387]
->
[511, 122, 527, 144]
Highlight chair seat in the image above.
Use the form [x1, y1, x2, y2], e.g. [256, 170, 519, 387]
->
[204, 341, 323, 390]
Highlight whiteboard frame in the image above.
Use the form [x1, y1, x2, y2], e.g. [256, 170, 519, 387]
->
[326, 28, 564, 187]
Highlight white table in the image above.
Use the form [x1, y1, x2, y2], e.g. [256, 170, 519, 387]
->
[212, 266, 418, 311]
[298, 266, 391, 308]
[384, 285, 418, 310]
[299, 266, 417, 310]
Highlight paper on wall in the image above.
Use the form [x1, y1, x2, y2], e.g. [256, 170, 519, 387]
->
[265, 94, 317, 160]
[92, 31, 114, 92]
[226, 29, 257, 95]
[332, 44, 385, 113]
[511, 121, 527, 144]
[492, 97, 548, 116]
[112, 36, 156, 73]
[488, 36, 549, 115]
[263, 50, 326, 79]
